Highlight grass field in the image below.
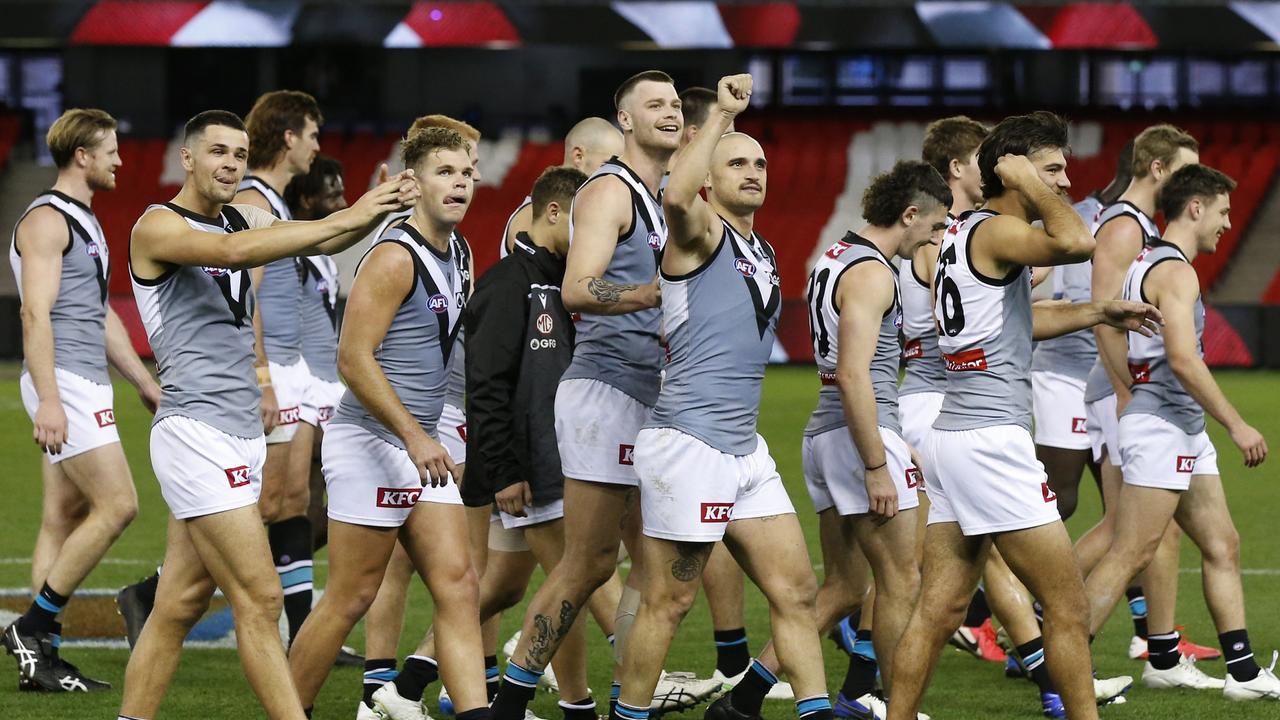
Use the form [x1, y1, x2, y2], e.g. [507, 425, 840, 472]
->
[1, 363, 1278, 719]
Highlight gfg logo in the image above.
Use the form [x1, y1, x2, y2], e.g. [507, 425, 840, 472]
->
[529, 338, 558, 350]
[427, 294, 449, 313]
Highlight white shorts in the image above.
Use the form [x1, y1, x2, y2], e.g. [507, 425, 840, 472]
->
[1032, 371, 1090, 451]
[1117, 414, 1219, 491]
[899, 391, 943, 455]
[150, 416, 266, 520]
[555, 378, 649, 487]
[1086, 394, 1120, 466]
[634, 428, 794, 542]
[488, 514, 530, 552]
[803, 426, 922, 516]
[322, 422, 462, 528]
[20, 368, 120, 463]
[438, 403, 467, 465]
[924, 425, 1060, 536]
[299, 372, 345, 428]
[500, 498, 565, 529]
[265, 358, 310, 444]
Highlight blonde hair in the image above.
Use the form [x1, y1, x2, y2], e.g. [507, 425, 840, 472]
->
[1132, 125, 1199, 179]
[47, 108, 117, 169]
[401, 127, 468, 171]
[409, 114, 481, 144]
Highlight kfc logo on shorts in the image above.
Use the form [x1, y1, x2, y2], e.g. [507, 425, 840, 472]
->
[943, 348, 988, 372]
[427, 294, 449, 313]
[376, 487, 422, 508]
[225, 466, 251, 488]
[647, 232, 662, 250]
[618, 444, 635, 466]
[902, 339, 923, 360]
[94, 409, 115, 428]
[905, 467, 923, 489]
[278, 406, 300, 425]
[1176, 455, 1196, 473]
[734, 258, 757, 278]
[1129, 362, 1151, 384]
[1071, 417, 1088, 434]
[701, 502, 733, 523]
[317, 405, 335, 423]
[457, 424, 468, 442]
[536, 313, 554, 335]
[1042, 482, 1057, 503]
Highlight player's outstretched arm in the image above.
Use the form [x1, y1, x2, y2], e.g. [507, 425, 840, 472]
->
[309, 166, 420, 256]
[1032, 298, 1160, 341]
[15, 207, 69, 452]
[1151, 262, 1266, 467]
[664, 74, 752, 252]
[562, 178, 659, 315]
[338, 242, 456, 486]
[1092, 218, 1146, 400]
[132, 174, 413, 273]
[833, 263, 898, 520]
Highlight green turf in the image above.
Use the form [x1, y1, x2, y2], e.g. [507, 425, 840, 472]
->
[1, 364, 1279, 719]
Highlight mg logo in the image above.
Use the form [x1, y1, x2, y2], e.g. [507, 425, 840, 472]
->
[1071, 417, 1087, 434]
[225, 465, 251, 488]
[376, 487, 422, 508]
[536, 313, 554, 335]
[1176, 456, 1196, 473]
[734, 258, 757, 277]
[618, 444, 635, 466]
[427, 294, 449, 313]
[905, 467, 923, 489]
[701, 503, 733, 523]
[94, 409, 115, 427]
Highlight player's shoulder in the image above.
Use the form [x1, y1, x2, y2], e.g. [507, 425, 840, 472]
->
[13, 204, 71, 255]
[232, 184, 272, 210]
[227, 203, 277, 230]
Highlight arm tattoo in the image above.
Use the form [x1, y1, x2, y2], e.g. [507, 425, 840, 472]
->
[671, 541, 713, 582]
[586, 276, 637, 305]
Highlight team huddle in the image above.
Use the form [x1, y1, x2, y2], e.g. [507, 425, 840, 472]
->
[1, 69, 1276, 720]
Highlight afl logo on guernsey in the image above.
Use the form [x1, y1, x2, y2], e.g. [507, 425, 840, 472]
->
[536, 313, 554, 335]
[427, 294, 449, 313]
[893, 311, 904, 330]
[647, 231, 662, 250]
[316, 280, 329, 294]
[85, 242, 100, 258]
[735, 258, 757, 278]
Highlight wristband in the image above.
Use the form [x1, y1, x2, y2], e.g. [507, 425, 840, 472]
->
[865, 461, 887, 472]
[255, 366, 272, 385]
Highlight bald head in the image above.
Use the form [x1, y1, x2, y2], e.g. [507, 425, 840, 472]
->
[708, 131, 767, 212]
[564, 117, 624, 175]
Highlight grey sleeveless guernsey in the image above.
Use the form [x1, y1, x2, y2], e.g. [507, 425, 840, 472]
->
[299, 255, 340, 382]
[560, 158, 666, 407]
[805, 233, 903, 437]
[1121, 242, 1205, 434]
[1031, 197, 1102, 381]
[898, 227, 945, 397]
[932, 210, 1036, 432]
[132, 203, 270, 438]
[331, 220, 463, 448]
[444, 230, 472, 408]
[645, 217, 779, 455]
[239, 176, 302, 365]
[1083, 201, 1162, 403]
[10, 191, 111, 384]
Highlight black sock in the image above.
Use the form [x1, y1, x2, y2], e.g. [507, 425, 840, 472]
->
[1147, 631, 1180, 671]
[363, 658, 397, 706]
[492, 663, 541, 720]
[797, 695, 833, 720]
[485, 654, 500, 702]
[963, 586, 991, 627]
[19, 582, 68, 635]
[1220, 629, 1262, 682]
[1125, 586, 1148, 639]
[304, 708, 313, 719]
[136, 572, 160, 609]
[560, 697, 597, 720]
[731, 659, 777, 717]
[840, 648, 878, 700]
[1016, 638, 1054, 694]
[715, 628, 751, 677]
[269, 516, 314, 643]
[394, 654, 439, 702]
[458, 708, 492, 720]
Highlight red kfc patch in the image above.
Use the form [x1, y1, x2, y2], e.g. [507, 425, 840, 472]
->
[701, 503, 733, 523]
[1071, 417, 1087, 434]
[457, 424, 467, 443]
[225, 466, 251, 488]
[1176, 455, 1196, 473]
[1042, 482, 1057, 503]
[618, 444, 635, 466]
[376, 487, 422, 508]
[94, 409, 115, 428]
[905, 467, 923, 489]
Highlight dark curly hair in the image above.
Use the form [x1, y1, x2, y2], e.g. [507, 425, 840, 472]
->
[1157, 164, 1235, 221]
[284, 155, 343, 215]
[862, 161, 953, 227]
[978, 111, 1069, 200]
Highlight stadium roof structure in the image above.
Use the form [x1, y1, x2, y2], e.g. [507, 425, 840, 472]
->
[2, 1, 1280, 50]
